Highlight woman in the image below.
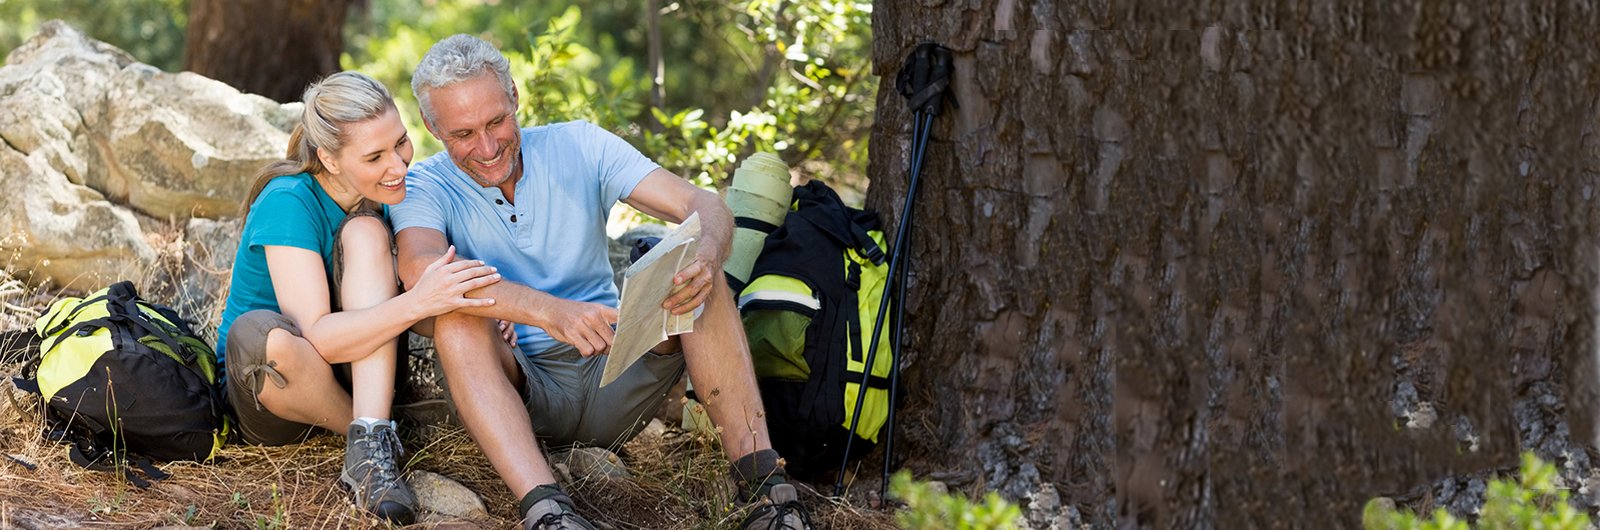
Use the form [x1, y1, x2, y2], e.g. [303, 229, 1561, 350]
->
[214, 71, 500, 524]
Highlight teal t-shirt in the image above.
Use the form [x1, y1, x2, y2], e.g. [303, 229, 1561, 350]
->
[215, 173, 379, 368]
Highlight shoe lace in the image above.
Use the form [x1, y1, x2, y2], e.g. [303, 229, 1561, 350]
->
[357, 427, 403, 485]
[748, 499, 813, 530]
[532, 512, 582, 530]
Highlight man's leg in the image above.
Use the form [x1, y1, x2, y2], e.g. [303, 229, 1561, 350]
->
[679, 271, 773, 461]
[680, 273, 812, 529]
[432, 311, 557, 496]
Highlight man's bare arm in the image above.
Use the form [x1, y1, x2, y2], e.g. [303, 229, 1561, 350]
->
[623, 167, 733, 314]
[395, 227, 619, 356]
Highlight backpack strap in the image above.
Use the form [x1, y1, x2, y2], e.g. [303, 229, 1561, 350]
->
[39, 293, 113, 339]
[735, 216, 781, 235]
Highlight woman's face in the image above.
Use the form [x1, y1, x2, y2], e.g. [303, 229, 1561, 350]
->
[325, 107, 413, 206]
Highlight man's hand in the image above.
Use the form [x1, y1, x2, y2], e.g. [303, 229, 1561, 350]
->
[545, 299, 618, 357]
[497, 319, 517, 346]
[663, 254, 714, 316]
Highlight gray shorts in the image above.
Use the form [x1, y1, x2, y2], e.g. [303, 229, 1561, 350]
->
[480, 343, 686, 450]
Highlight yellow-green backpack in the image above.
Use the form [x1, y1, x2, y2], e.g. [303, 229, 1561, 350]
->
[13, 281, 228, 486]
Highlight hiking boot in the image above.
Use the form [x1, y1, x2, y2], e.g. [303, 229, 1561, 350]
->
[522, 496, 597, 530]
[340, 420, 417, 524]
[740, 483, 813, 530]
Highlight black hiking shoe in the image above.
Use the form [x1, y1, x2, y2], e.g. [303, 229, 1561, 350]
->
[522, 496, 597, 530]
[740, 483, 813, 529]
[340, 420, 417, 524]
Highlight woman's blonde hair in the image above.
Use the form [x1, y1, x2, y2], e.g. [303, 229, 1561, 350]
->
[242, 71, 396, 218]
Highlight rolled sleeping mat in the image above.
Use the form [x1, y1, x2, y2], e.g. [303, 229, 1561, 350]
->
[724, 153, 793, 287]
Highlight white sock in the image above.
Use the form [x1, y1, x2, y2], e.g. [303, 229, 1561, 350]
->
[353, 416, 391, 429]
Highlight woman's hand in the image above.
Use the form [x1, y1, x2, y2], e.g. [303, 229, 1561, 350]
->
[410, 245, 500, 317]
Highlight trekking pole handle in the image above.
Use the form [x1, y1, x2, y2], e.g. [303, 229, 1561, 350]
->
[896, 42, 958, 116]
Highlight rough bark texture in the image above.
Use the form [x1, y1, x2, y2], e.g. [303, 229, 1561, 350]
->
[869, 2, 1600, 528]
[183, 0, 350, 103]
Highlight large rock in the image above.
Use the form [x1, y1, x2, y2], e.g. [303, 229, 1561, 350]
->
[176, 216, 241, 340]
[0, 21, 297, 221]
[90, 63, 297, 219]
[0, 144, 154, 290]
[0, 21, 295, 291]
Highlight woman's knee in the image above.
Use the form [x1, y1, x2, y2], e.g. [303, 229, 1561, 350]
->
[263, 328, 331, 378]
[335, 216, 399, 296]
[337, 217, 395, 269]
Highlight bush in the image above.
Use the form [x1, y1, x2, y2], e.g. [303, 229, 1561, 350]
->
[889, 471, 1023, 530]
[1363, 453, 1591, 530]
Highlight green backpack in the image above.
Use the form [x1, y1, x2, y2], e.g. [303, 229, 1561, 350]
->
[736, 180, 898, 478]
[12, 281, 228, 486]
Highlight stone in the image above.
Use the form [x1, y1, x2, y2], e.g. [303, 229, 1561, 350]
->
[0, 21, 295, 219]
[0, 144, 154, 291]
[91, 66, 295, 218]
[175, 216, 241, 339]
[409, 470, 489, 520]
[551, 446, 631, 482]
[2, 507, 83, 530]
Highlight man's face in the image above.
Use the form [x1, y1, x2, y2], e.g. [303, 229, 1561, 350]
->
[424, 73, 522, 188]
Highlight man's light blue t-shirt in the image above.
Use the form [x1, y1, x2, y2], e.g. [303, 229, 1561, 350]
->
[391, 121, 659, 355]
[216, 173, 365, 364]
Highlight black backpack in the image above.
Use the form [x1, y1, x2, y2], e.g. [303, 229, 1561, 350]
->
[736, 181, 900, 478]
[12, 281, 228, 486]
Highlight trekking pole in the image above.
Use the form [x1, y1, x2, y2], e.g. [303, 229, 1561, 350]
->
[834, 41, 955, 499]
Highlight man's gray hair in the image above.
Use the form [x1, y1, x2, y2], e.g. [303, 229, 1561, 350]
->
[412, 34, 516, 127]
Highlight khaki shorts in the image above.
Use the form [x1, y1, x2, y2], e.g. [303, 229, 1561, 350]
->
[224, 310, 352, 445]
[445, 342, 686, 450]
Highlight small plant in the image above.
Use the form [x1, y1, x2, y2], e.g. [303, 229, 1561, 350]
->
[889, 471, 1022, 530]
[252, 483, 286, 530]
[173, 504, 198, 525]
[1363, 452, 1591, 530]
[88, 490, 128, 515]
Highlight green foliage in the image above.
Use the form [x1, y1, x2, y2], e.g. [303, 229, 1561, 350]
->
[639, 0, 874, 189]
[346, 0, 873, 192]
[1363, 453, 1591, 530]
[3, 0, 875, 195]
[890, 471, 1023, 530]
[0, 0, 188, 71]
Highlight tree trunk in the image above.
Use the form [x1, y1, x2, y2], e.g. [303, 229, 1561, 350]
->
[645, 0, 665, 132]
[870, 2, 1600, 528]
[183, 0, 351, 103]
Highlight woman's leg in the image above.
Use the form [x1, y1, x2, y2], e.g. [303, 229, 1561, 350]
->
[329, 214, 417, 524]
[253, 327, 356, 429]
[227, 310, 351, 440]
[333, 215, 402, 420]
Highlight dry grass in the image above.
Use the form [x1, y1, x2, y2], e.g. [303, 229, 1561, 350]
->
[0, 262, 901, 530]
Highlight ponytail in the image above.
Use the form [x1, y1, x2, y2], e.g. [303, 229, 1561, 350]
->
[239, 71, 395, 218]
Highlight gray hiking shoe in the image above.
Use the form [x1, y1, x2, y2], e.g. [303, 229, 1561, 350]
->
[740, 483, 813, 529]
[340, 420, 417, 524]
[523, 496, 597, 530]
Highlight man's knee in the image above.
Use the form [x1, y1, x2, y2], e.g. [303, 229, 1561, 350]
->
[433, 311, 495, 344]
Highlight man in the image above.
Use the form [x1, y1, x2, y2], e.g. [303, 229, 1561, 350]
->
[392, 35, 812, 530]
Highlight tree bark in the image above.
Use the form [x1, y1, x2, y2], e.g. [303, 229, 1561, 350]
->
[870, 1, 1600, 528]
[183, 0, 351, 103]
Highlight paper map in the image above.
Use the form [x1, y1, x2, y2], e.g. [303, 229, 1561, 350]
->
[601, 212, 701, 387]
